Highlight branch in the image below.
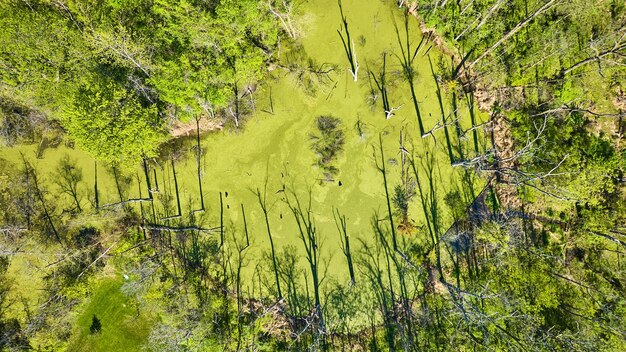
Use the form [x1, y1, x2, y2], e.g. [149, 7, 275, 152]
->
[468, 0, 560, 69]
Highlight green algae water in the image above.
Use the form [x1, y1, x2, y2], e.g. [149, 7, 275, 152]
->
[1, 0, 489, 288]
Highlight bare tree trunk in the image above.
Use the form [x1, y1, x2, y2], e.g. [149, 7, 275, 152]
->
[338, 0, 359, 81]
[255, 186, 283, 299]
[429, 55, 455, 164]
[561, 40, 626, 76]
[286, 189, 326, 338]
[94, 160, 99, 209]
[195, 116, 205, 211]
[376, 134, 398, 250]
[334, 209, 356, 285]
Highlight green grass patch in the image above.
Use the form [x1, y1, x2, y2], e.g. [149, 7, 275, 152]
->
[66, 276, 156, 352]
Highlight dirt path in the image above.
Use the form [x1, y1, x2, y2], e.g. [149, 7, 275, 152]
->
[169, 117, 224, 138]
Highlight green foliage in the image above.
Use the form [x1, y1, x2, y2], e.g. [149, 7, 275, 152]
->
[509, 108, 625, 207]
[392, 184, 412, 227]
[310, 115, 345, 179]
[146, 0, 279, 119]
[66, 277, 156, 352]
[89, 315, 102, 334]
[0, 1, 85, 104]
[62, 78, 165, 165]
[0, 0, 282, 161]
[416, 0, 626, 106]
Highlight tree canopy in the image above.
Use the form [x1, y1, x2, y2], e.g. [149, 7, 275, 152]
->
[0, 0, 282, 163]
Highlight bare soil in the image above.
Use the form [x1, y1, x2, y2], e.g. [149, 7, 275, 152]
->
[169, 117, 224, 138]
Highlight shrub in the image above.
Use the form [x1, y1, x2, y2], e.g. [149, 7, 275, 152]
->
[310, 115, 345, 180]
[89, 315, 102, 334]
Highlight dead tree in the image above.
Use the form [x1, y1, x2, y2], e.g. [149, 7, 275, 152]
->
[255, 184, 283, 299]
[94, 160, 99, 209]
[333, 208, 356, 285]
[560, 28, 626, 76]
[193, 116, 205, 213]
[285, 188, 326, 336]
[369, 53, 393, 119]
[375, 134, 398, 250]
[468, 0, 561, 69]
[337, 0, 359, 81]
[394, 9, 427, 135]
[429, 55, 455, 164]
[268, 0, 300, 39]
